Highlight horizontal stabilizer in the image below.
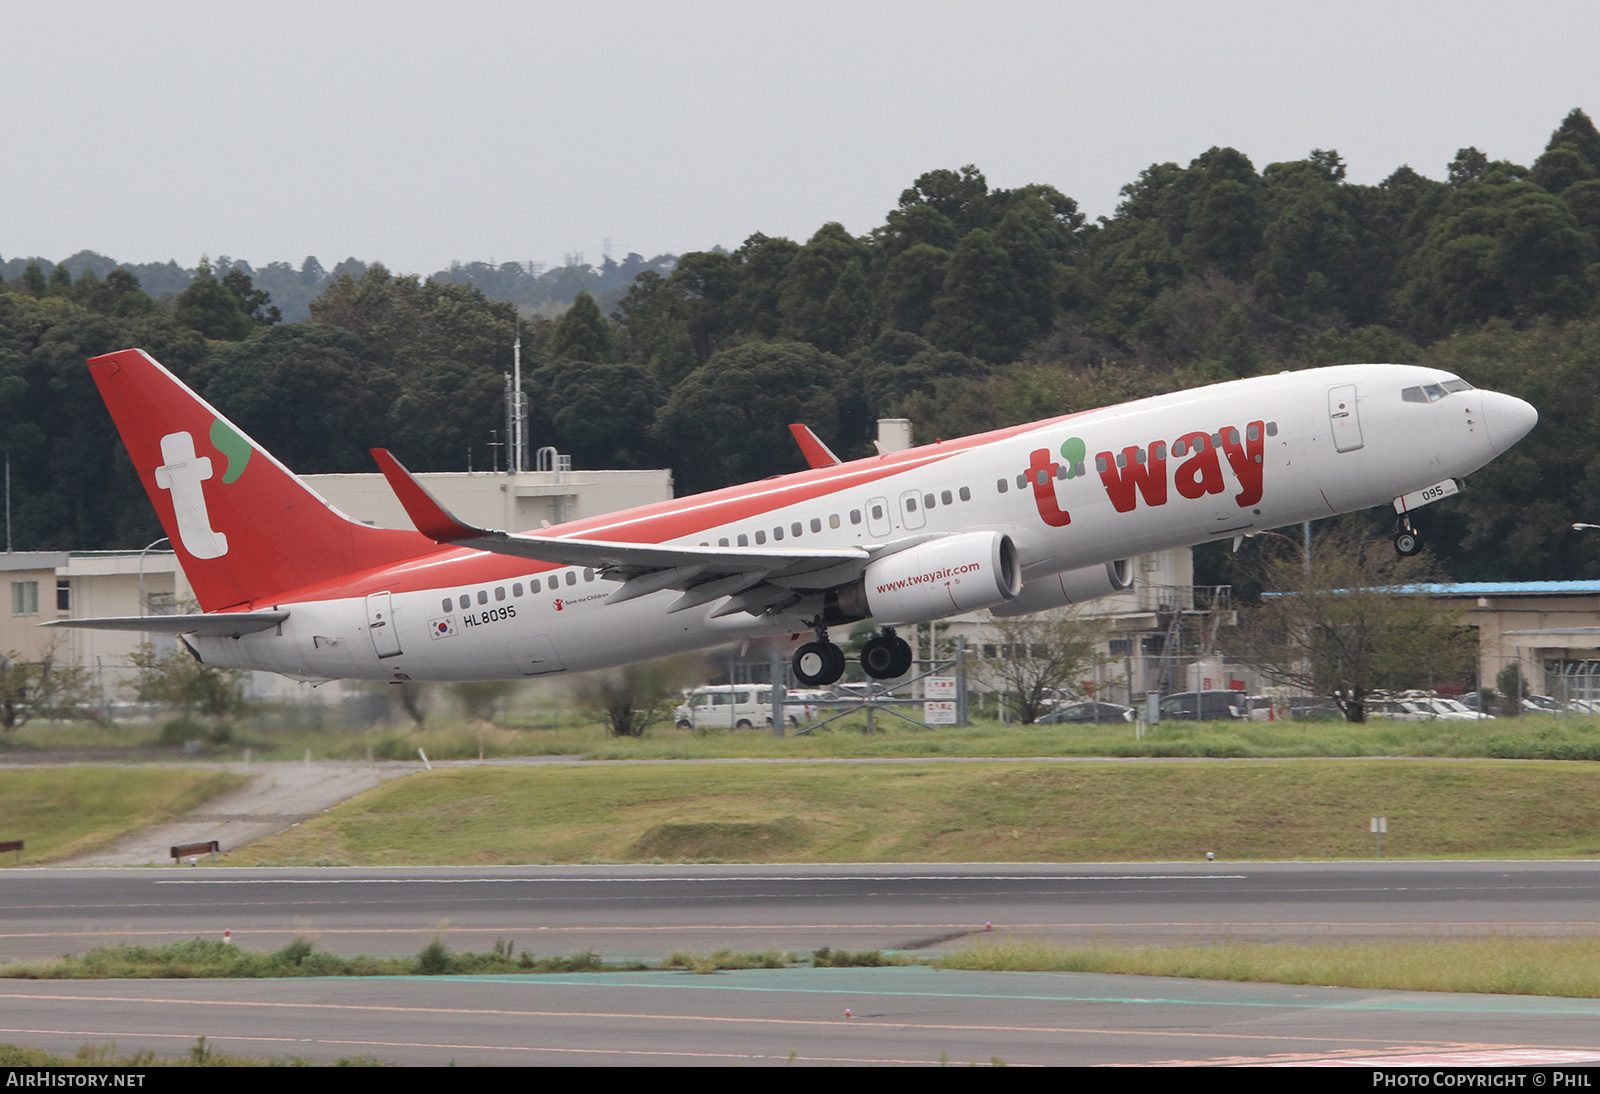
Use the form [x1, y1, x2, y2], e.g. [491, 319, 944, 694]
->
[43, 612, 288, 637]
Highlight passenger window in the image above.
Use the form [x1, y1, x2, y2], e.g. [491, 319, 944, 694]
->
[773, 526, 784, 540]
[513, 583, 523, 597]
[1115, 453, 1127, 469]
[1134, 449, 1145, 464]
[906, 497, 918, 512]
[959, 486, 971, 501]
[792, 522, 802, 537]
[1210, 432, 1223, 448]
[924, 493, 936, 509]
[850, 510, 862, 524]
[1266, 421, 1278, 436]
[1095, 456, 1108, 472]
[810, 517, 822, 533]
[719, 538, 729, 546]
[1016, 473, 1027, 489]
[565, 571, 576, 586]
[871, 504, 884, 520]
[459, 595, 470, 609]
[755, 530, 766, 544]
[477, 590, 488, 605]
[583, 569, 594, 582]
[1227, 428, 1240, 445]
[530, 578, 541, 593]
[997, 478, 1009, 493]
[738, 533, 749, 546]
[941, 490, 952, 505]
[1246, 425, 1259, 442]
[829, 514, 840, 529]
[441, 598, 452, 612]
[495, 586, 506, 601]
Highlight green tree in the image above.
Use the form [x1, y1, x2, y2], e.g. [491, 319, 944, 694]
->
[0, 651, 92, 731]
[1227, 531, 1475, 722]
[131, 643, 247, 720]
[550, 291, 614, 362]
[655, 341, 849, 494]
[980, 610, 1105, 725]
[175, 258, 257, 340]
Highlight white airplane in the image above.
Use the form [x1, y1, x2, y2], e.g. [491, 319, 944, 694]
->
[51, 350, 1536, 688]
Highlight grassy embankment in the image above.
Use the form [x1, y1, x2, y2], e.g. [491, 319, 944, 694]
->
[0, 767, 246, 864]
[14, 934, 1600, 1000]
[12, 706, 1600, 762]
[224, 758, 1600, 865]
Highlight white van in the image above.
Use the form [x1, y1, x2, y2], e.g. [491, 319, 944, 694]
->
[674, 686, 816, 730]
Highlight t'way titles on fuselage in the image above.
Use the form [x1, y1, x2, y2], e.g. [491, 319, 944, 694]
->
[1026, 420, 1267, 527]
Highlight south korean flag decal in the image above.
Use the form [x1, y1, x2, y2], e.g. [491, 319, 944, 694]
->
[429, 616, 457, 640]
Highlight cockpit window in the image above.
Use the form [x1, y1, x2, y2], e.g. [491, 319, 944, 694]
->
[1403, 377, 1474, 404]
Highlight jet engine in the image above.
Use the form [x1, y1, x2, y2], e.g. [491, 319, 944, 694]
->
[849, 531, 1021, 625]
[988, 559, 1133, 617]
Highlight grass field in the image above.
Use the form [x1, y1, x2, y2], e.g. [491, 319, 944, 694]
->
[0, 767, 247, 863]
[940, 937, 1600, 997]
[223, 758, 1600, 865]
[14, 708, 1600, 763]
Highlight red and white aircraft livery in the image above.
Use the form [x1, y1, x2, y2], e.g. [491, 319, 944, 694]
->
[51, 349, 1536, 688]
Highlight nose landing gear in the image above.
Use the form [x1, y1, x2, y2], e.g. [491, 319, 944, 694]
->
[860, 626, 914, 680]
[1394, 516, 1423, 557]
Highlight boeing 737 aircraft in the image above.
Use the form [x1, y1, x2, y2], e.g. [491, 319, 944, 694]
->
[51, 349, 1536, 688]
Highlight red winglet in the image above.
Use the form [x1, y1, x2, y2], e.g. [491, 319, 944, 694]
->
[788, 424, 841, 469]
[370, 448, 485, 542]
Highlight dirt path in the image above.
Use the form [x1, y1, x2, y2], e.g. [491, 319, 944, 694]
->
[56, 761, 421, 866]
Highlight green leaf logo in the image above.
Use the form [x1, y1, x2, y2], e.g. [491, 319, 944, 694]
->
[210, 419, 252, 484]
[1059, 436, 1086, 479]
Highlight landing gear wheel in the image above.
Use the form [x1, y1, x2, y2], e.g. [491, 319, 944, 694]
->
[1394, 518, 1422, 557]
[861, 631, 915, 680]
[860, 636, 900, 680]
[793, 641, 846, 686]
[889, 635, 914, 677]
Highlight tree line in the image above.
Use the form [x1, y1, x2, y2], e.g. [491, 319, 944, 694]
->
[1, 109, 1597, 584]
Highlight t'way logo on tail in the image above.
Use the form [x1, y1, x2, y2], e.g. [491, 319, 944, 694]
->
[154, 431, 229, 559]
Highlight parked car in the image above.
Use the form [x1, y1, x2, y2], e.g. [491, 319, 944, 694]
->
[1158, 690, 1249, 721]
[674, 685, 815, 729]
[1036, 701, 1135, 725]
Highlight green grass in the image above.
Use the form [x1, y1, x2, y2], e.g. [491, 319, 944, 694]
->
[940, 937, 1600, 997]
[0, 767, 247, 863]
[0, 1038, 384, 1067]
[15, 707, 1600, 763]
[223, 758, 1600, 865]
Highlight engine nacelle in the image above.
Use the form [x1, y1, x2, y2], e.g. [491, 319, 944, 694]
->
[989, 559, 1133, 618]
[857, 531, 1021, 625]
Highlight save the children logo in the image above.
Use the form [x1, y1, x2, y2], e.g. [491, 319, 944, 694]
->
[153, 421, 253, 560]
[1026, 422, 1268, 528]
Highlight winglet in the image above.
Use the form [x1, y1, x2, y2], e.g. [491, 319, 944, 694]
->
[788, 424, 841, 469]
[370, 448, 487, 542]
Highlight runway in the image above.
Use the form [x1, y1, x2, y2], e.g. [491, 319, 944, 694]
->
[6, 862, 1600, 1065]
[8, 968, 1600, 1066]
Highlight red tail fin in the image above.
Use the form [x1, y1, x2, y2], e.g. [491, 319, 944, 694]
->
[88, 349, 437, 611]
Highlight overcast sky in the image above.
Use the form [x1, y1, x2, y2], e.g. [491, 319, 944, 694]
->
[3, 1, 1596, 275]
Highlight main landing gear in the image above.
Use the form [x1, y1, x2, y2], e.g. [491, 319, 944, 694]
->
[1394, 515, 1423, 557]
[793, 622, 847, 687]
[859, 626, 914, 680]
[791, 624, 914, 686]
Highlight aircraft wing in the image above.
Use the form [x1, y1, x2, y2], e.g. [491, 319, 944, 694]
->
[371, 449, 877, 614]
[42, 612, 289, 637]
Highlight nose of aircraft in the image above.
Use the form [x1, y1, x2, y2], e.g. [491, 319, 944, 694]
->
[1480, 390, 1538, 454]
